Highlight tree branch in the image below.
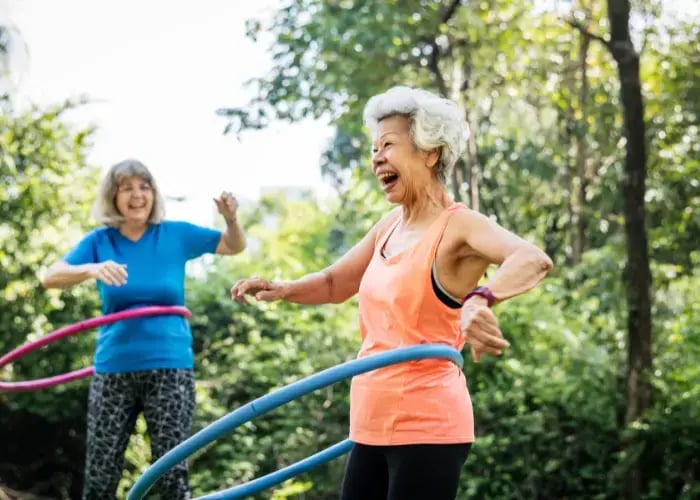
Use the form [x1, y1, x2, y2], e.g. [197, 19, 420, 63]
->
[427, 0, 464, 97]
[427, 40, 448, 96]
[439, 0, 462, 24]
[565, 18, 610, 48]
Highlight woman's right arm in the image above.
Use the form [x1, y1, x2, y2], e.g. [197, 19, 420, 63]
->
[283, 225, 380, 304]
[231, 209, 399, 305]
[41, 260, 127, 289]
[41, 230, 127, 289]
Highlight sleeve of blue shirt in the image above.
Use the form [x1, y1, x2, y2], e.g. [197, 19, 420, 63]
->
[62, 230, 99, 265]
[173, 221, 222, 260]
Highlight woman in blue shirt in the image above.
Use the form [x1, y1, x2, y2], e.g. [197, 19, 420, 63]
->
[41, 159, 246, 500]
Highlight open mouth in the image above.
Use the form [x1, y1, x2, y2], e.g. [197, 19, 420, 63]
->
[378, 171, 399, 191]
[128, 204, 146, 210]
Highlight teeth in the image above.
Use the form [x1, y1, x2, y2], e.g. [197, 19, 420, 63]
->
[378, 172, 396, 180]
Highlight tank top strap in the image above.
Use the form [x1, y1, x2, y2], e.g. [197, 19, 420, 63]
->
[374, 210, 402, 252]
[374, 203, 468, 258]
[416, 202, 468, 264]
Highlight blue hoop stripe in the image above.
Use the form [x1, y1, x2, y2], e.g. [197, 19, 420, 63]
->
[127, 344, 464, 500]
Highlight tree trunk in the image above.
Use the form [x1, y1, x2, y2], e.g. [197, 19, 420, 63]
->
[458, 58, 480, 212]
[451, 158, 466, 203]
[606, 0, 653, 497]
[571, 33, 590, 265]
[466, 111, 480, 212]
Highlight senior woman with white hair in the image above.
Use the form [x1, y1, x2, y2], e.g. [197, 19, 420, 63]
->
[231, 86, 553, 499]
[42, 159, 247, 500]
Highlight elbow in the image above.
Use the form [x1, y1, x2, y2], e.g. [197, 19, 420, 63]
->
[40, 274, 58, 290]
[510, 244, 553, 275]
[39, 268, 54, 289]
[238, 238, 247, 253]
[531, 247, 554, 274]
[539, 249, 554, 272]
[231, 241, 246, 255]
[41, 272, 67, 289]
[40, 262, 70, 289]
[222, 238, 246, 255]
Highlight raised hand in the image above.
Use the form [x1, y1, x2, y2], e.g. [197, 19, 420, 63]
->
[214, 191, 239, 222]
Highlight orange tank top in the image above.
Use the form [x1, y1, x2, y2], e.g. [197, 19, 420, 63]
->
[349, 203, 475, 446]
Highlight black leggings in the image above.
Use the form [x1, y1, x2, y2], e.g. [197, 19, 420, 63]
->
[340, 442, 471, 500]
[82, 369, 195, 500]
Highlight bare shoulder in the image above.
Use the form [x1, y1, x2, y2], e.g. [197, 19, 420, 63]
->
[379, 206, 402, 229]
[449, 206, 492, 227]
[368, 206, 402, 243]
[442, 206, 526, 263]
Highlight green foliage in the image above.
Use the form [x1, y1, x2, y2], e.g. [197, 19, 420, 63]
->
[0, 101, 100, 498]
[644, 20, 700, 275]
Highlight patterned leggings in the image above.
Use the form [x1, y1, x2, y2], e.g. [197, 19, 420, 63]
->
[82, 369, 195, 500]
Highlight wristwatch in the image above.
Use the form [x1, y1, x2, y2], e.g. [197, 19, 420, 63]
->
[463, 286, 496, 307]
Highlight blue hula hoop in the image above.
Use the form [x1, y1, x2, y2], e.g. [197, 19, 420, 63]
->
[127, 344, 464, 500]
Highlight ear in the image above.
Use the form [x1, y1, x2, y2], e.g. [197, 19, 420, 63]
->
[425, 148, 440, 169]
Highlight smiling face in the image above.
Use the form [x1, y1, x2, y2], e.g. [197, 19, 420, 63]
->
[371, 114, 439, 205]
[114, 175, 154, 226]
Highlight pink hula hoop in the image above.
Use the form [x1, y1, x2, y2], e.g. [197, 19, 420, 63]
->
[0, 305, 192, 392]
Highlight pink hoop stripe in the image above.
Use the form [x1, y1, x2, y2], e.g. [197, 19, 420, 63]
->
[0, 305, 192, 392]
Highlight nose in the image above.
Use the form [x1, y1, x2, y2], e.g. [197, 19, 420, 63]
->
[372, 149, 386, 171]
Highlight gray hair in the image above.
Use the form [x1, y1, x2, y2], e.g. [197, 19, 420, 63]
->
[363, 86, 468, 183]
[91, 159, 166, 228]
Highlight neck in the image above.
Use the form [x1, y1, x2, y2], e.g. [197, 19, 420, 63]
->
[401, 181, 452, 225]
[119, 221, 148, 239]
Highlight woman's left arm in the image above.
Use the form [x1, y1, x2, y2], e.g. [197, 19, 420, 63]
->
[216, 217, 246, 255]
[453, 210, 554, 362]
[455, 210, 554, 303]
[214, 192, 246, 255]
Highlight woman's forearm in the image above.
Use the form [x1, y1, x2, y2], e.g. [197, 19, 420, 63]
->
[282, 270, 349, 305]
[223, 217, 246, 254]
[484, 246, 553, 303]
[41, 262, 96, 289]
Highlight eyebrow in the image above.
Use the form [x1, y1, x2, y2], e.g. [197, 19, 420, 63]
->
[119, 180, 151, 187]
[372, 131, 401, 146]
[379, 131, 400, 139]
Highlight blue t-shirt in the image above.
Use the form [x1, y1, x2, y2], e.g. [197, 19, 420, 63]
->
[62, 220, 221, 374]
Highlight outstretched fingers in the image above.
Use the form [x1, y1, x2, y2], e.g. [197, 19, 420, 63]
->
[230, 276, 270, 304]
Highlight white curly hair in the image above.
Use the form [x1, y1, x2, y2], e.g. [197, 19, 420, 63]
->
[363, 86, 469, 183]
